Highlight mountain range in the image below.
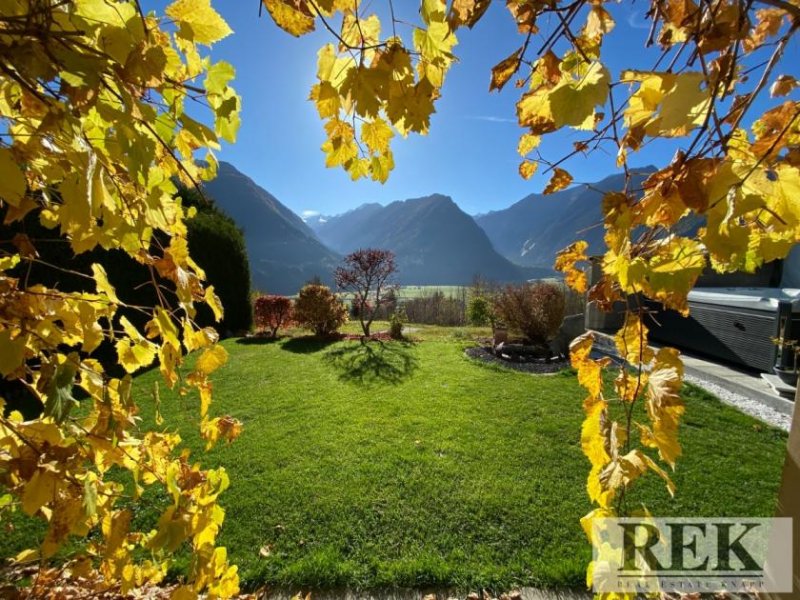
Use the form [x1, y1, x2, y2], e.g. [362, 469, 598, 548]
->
[308, 195, 549, 284]
[474, 166, 655, 269]
[202, 161, 654, 294]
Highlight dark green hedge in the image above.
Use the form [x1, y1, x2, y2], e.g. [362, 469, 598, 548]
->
[180, 185, 252, 334]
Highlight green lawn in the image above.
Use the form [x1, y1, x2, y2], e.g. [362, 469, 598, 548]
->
[0, 327, 788, 593]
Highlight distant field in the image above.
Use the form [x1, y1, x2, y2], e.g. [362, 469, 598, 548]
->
[396, 285, 467, 299]
[333, 285, 468, 303]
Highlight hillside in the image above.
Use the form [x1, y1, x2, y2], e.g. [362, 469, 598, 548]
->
[306, 202, 383, 247]
[312, 194, 545, 284]
[475, 167, 656, 269]
[203, 162, 339, 294]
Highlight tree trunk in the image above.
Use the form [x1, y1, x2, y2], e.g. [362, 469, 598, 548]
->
[767, 386, 800, 599]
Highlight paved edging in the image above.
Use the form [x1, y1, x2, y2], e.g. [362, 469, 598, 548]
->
[588, 329, 795, 431]
[256, 589, 592, 600]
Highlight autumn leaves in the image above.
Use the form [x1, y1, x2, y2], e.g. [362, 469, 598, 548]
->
[0, 0, 242, 595]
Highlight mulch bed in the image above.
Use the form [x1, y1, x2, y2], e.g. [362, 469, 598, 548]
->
[465, 346, 569, 374]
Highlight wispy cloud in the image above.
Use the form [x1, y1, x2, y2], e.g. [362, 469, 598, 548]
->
[464, 115, 518, 124]
[627, 10, 651, 30]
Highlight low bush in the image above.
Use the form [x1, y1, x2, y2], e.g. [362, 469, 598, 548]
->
[254, 295, 294, 337]
[493, 282, 565, 345]
[389, 307, 406, 339]
[294, 284, 348, 337]
[466, 295, 493, 326]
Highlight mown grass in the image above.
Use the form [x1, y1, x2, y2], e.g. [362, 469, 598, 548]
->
[0, 325, 788, 593]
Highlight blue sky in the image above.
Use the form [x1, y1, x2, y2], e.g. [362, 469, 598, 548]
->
[150, 1, 797, 217]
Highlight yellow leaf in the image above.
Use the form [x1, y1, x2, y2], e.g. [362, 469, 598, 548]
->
[204, 285, 224, 321]
[322, 137, 358, 168]
[489, 47, 522, 92]
[413, 22, 457, 62]
[92, 263, 119, 304]
[184, 322, 218, 352]
[517, 62, 609, 133]
[22, 469, 58, 516]
[361, 118, 394, 154]
[645, 347, 685, 467]
[580, 507, 615, 543]
[0, 148, 26, 207]
[599, 449, 649, 493]
[196, 344, 228, 375]
[262, 0, 315, 36]
[517, 133, 541, 157]
[614, 314, 655, 366]
[0, 255, 21, 271]
[581, 400, 610, 468]
[310, 82, 340, 118]
[555, 240, 589, 293]
[12, 549, 40, 564]
[643, 236, 706, 315]
[543, 168, 573, 194]
[340, 13, 380, 49]
[370, 152, 394, 183]
[116, 316, 157, 373]
[199, 382, 213, 418]
[0, 329, 26, 376]
[621, 71, 710, 138]
[518, 160, 537, 180]
[614, 369, 646, 403]
[421, 0, 447, 24]
[347, 157, 371, 181]
[585, 6, 615, 37]
[166, 0, 233, 44]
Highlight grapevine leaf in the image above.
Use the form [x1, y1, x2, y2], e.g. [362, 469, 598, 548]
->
[543, 168, 573, 194]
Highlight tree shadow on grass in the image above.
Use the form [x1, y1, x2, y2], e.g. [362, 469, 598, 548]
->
[323, 341, 419, 385]
[281, 335, 341, 354]
[236, 335, 282, 345]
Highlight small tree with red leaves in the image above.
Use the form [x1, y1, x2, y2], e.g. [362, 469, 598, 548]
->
[335, 248, 398, 338]
[253, 295, 294, 337]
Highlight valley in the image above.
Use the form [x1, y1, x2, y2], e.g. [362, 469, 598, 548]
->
[203, 161, 657, 294]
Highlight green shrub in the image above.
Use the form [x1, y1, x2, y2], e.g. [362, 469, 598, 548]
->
[466, 295, 492, 326]
[294, 284, 348, 336]
[493, 282, 565, 345]
[185, 204, 252, 334]
[389, 307, 406, 339]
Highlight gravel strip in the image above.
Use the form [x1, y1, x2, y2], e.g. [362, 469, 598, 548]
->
[684, 374, 792, 432]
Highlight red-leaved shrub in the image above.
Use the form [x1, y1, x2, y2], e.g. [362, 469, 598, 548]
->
[253, 295, 294, 337]
[293, 284, 348, 337]
[493, 282, 565, 345]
